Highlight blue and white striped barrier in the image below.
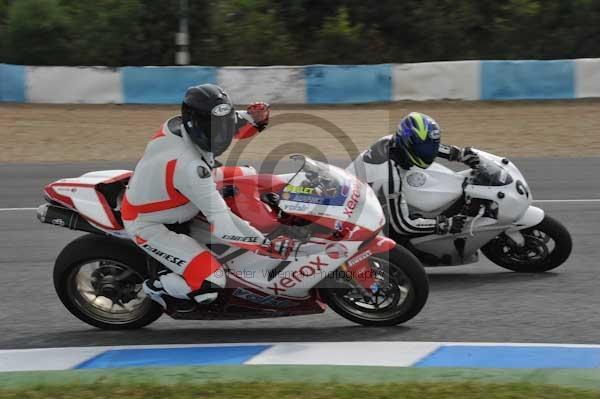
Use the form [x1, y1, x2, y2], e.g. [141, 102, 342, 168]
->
[2, 342, 600, 372]
[2, 59, 600, 104]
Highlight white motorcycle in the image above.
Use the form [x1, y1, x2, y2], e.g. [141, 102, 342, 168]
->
[382, 150, 572, 272]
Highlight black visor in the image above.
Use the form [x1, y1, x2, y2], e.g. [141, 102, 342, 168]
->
[183, 106, 236, 156]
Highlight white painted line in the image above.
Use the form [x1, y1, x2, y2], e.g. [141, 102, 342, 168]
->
[247, 342, 441, 367]
[0, 347, 107, 372]
[0, 207, 37, 211]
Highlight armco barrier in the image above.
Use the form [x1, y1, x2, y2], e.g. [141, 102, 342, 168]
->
[0, 64, 25, 102]
[305, 64, 392, 104]
[27, 66, 122, 104]
[481, 60, 575, 100]
[1, 59, 598, 104]
[122, 66, 217, 104]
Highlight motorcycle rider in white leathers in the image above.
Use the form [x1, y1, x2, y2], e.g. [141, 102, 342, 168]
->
[346, 112, 480, 242]
[122, 84, 294, 309]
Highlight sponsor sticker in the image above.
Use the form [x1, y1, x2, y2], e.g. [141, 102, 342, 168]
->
[222, 235, 260, 243]
[267, 256, 329, 295]
[343, 183, 361, 217]
[284, 184, 316, 195]
[282, 202, 310, 212]
[406, 172, 427, 187]
[325, 242, 348, 259]
[212, 103, 232, 116]
[233, 287, 299, 308]
[141, 243, 187, 267]
[347, 249, 372, 267]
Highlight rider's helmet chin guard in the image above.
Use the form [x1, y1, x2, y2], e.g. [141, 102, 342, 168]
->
[392, 112, 441, 169]
[182, 84, 236, 156]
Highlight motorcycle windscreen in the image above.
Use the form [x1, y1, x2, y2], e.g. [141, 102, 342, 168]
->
[277, 155, 353, 217]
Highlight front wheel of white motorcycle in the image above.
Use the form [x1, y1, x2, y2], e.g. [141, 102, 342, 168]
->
[320, 246, 429, 326]
[481, 215, 572, 273]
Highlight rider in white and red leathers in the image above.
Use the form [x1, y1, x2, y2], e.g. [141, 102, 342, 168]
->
[122, 84, 294, 308]
[346, 112, 480, 243]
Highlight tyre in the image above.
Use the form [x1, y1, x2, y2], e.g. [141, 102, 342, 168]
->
[481, 215, 572, 273]
[53, 234, 163, 330]
[320, 245, 429, 326]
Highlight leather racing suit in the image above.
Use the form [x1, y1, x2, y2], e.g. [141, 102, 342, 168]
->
[346, 135, 468, 239]
[121, 111, 264, 302]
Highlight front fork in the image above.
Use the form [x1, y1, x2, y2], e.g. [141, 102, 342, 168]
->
[341, 235, 396, 293]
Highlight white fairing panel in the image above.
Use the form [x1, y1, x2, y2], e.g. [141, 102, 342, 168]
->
[48, 169, 132, 232]
[225, 242, 362, 298]
[403, 163, 464, 213]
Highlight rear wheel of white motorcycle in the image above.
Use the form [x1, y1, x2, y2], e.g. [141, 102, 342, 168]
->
[481, 215, 572, 273]
[320, 246, 429, 326]
[54, 234, 164, 330]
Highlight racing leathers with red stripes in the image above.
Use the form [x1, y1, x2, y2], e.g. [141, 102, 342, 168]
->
[121, 112, 264, 304]
[346, 135, 464, 238]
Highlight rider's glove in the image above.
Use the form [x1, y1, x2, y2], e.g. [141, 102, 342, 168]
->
[435, 215, 467, 235]
[247, 102, 270, 131]
[459, 147, 480, 169]
[256, 235, 295, 259]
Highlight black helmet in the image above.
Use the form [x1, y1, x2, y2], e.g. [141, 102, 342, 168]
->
[182, 84, 236, 156]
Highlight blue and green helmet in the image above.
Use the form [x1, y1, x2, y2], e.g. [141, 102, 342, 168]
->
[393, 112, 441, 169]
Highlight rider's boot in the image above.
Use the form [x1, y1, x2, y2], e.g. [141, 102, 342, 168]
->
[143, 271, 225, 311]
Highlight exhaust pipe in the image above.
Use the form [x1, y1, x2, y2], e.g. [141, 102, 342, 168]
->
[37, 203, 103, 234]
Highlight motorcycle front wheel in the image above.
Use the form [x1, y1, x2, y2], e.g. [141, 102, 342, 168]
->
[54, 234, 163, 330]
[481, 215, 572, 273]
[320, 245, 429, 326]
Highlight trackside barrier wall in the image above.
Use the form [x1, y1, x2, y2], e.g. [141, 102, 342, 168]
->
[1, 59, 599, 104]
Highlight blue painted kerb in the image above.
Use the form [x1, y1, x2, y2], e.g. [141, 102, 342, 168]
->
[75, 345, 270, 369]
[416, 345, 600, 369]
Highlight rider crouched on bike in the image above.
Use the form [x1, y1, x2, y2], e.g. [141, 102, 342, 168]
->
[346, 112, 480, 242]
[122, 84, 294, 309]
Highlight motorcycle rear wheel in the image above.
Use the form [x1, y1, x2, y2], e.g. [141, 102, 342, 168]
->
[320, 245, 429, 326]
[54, 234, 163, 330]
[481, 215, 572, 273]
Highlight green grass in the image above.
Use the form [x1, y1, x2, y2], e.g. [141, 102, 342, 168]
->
[1, 381, 598, 399]
[1, 366, 599, 398]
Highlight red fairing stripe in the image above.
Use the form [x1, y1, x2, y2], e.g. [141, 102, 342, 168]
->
[183, 251, 222, 290]
[150, 125, 166, 141]
[234, 124, 259, 140]
[121, 159, 190, 221]
[102, 171, 132, 184]
[362, 235, 396, 255]
[221, 166, 245, 180]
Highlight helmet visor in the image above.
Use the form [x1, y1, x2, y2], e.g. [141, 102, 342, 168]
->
[190, 109, 236, 156]
[208, 111, 236, 156]
[409, 140, 440, 168]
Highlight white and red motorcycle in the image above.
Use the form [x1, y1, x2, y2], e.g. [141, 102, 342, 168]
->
[376, 150, 572, 272]
[38, 155, 428, 329]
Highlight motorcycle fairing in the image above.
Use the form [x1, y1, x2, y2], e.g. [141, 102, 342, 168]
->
[44, 170, 132, 232]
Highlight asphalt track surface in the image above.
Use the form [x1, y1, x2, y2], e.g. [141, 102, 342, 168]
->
[1, 158, 599, 349]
